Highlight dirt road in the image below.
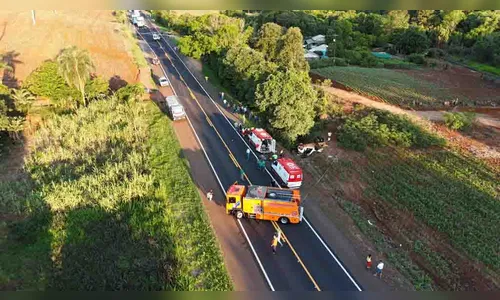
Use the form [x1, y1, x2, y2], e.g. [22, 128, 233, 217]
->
[323, 86, 500, 129]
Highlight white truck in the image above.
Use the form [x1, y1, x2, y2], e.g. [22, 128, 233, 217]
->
[136, 16, 145, 27]
[165, 96, 186, 121]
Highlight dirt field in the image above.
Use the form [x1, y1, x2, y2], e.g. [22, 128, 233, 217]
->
[0, 10, 137, 86]
[399, 66, 500, 107]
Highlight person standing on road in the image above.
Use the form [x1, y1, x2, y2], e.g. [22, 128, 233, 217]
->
[271, 235, 279, 254]
[246, 148, 251, 161]
[258, 160, 266, 171]
[220, 92, 224, 101]
[366, 254, 372, 269]
[240, 168, 246, 182]
[374, 260, 384, 278]
[206, 190, 213, 202]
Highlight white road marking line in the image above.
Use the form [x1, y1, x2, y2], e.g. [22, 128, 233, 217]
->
[150, 22, 363, 291]
[136, 25, 275, 292]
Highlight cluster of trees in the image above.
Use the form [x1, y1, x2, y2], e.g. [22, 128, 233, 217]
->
[236, 10, 500, 67]
[1, 47, 144, 142]
[153, 11, 324, 142]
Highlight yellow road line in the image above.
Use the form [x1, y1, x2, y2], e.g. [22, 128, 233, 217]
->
[159, 41, 320, 291]
[271, 221, 321, 291]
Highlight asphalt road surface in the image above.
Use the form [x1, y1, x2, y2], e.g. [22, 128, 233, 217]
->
[136, 18, 362, 292]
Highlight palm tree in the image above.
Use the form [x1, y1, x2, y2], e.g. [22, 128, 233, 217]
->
[10, 88, 35, 114]
[56, 46, 95, 106]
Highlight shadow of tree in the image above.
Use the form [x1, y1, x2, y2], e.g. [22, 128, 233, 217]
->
[108, 75, 128, 91]
[1, 51, 22, 88]
[48, 198, 176, 290]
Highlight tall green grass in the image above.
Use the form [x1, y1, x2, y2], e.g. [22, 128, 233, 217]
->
[0, 97, 231, 290]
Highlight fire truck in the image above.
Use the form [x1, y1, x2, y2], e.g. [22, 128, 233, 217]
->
[242, 128, 276, 154]
[226, 184, 303, 224]
[271, 157, 303, 189]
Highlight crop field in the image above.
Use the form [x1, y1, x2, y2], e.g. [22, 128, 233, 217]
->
[312, 67, 470, 108]
[302, 107, 500, 290]
[360, 149, 500, 270]
[0, 98, 231, 290]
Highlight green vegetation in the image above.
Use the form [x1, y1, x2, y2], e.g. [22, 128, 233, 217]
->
[360, 149, 500, 271]
[443, 112, 476, 131]
[312, 66, 468, 107]
[338, 109, 445, 151]
[24, 61, 80, 106]
[153, 11, 322, 142]
[0, 97, 231, 290]
[465, 60, 500, 76]
[248, 10, 500, 69]
[255, 70, 317, 142]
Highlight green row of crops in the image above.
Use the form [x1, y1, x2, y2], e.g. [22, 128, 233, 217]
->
[360, 149, 500, 270]
[0, 98, 232, 290]
[312, 67, 470, 108]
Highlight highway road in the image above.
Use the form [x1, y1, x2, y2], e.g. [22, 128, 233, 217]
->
[135, 16, 363, 292]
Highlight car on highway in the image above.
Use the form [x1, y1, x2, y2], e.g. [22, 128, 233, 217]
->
[158, 77, 169, 87]
[153, 33, 160, 40]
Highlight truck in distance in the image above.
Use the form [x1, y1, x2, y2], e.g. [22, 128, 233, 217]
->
[226, 184, 303, 224]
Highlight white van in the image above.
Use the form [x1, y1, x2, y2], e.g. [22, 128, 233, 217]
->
[165, 96, 186, 121]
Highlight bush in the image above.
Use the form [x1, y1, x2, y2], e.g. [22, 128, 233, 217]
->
[308, 57, 347, 69]
[407, 54, 426, 65]
[344, 50, 378, 67]
[426, 48, 445, 58]
[115, 83, 145, 102]
[338, 109, 445, 151]
[443, 112, 476, 131]
[23, 61, 80, 104]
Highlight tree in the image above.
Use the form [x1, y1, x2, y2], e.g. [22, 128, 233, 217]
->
[473, 32, 500, 66]
[216, 45, 277, 103]
[10, 88, 35, 114]
[462, 11, 500, 46]
[413, 10, 438, 28]
[355, 12, 385, 36]
[255, 22, 284, 61]
[56, 46, 95, 106]
[385, 10, 410, 34]
[435, 10, 466, 47]
[275, 27, 309, 72]
[255, 70, 317, 142]
[392, 26, 430, 54]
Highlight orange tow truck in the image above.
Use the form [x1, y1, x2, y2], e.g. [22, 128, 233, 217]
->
[226, 184, 304, 224]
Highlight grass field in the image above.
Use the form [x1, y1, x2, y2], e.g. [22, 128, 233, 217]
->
[465, 61, 500, 76]
[0, 98, 231, 290]
[312, 67, 469, 108]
